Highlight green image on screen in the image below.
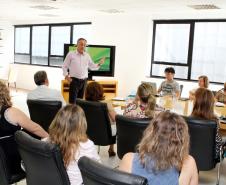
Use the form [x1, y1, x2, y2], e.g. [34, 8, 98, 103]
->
[69, 46, 111, 71]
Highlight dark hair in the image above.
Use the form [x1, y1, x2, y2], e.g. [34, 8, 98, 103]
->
[191, 88, 217, 120]
[34, 71, 47, 86]
[164, 67, 175, 74]
[77, 38, 87, 44]
[85, 82, 105, 101]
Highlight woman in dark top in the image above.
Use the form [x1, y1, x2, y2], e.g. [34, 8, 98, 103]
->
[0, 81, 48, 138]
[85, 81, 116, 157]
[191, 87, 222, 159]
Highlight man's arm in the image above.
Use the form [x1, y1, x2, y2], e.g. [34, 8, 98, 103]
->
[88, 55, 106, 70]
[62, 52, 72, 82]
[62, 52, 71, 76]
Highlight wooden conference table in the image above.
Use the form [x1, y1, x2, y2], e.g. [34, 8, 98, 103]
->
[112, 96, 226, 130]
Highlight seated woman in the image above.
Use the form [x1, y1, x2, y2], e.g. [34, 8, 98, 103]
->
[85, 81, 116, 157]
[215, 82, 226, 104]
[0, 81, 48, 138]
[189, 75, 209, 100]
[123, 82, 163, 119]
[191, 87, 222, 159]
[47, 104, 100, 185]
[119, 111, 198, 185]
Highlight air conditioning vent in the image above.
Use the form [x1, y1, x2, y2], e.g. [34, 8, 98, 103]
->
[188, 4, 220, 10]
[99, 9, 124, 13]
[39, 14, 58, 17]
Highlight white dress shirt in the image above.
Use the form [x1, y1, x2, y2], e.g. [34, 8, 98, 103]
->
[62, 51, 99, 79]
[27, 85, 66, 106]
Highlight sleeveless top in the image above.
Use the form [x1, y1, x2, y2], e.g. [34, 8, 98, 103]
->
[132, 153, 179, 185]
[0, 106, 21, 137]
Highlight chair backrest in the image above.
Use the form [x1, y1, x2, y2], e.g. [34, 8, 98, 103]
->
[8, 67, 18, 84]
[15, 131, 70, 185]
[179, 84, 183, 97]
[183, 116, 217, 170]
[0, 135, 25, 185]
[76, 98, 115, 146]
[27, 100, 62, 132]
[116, 115, 151, 159]
[78, 156, 148, 185]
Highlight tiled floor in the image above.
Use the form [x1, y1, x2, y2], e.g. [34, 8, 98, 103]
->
[11, 88, 226, 185]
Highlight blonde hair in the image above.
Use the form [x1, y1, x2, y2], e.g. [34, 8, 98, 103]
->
[199, 75, 209, 88]
[0, 81, 12, 108]
[137, 83, 156, 118]
[138, 111, 189, 171]
[49, 104, 88, 167]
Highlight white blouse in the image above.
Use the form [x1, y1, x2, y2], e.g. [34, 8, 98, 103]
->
[67, 139, 101, 185]
[42, 138, 100, 185]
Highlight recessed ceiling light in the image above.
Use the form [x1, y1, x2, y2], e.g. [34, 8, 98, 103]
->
[30, 5, 58, 10]
[99, 9, 124, 13]
[39, 14, 59, 17]
[188, 4, 220, 10]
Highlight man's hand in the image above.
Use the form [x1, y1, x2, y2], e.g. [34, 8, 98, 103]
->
[65, 75, 72, 83]
[98, 57, 106, 66]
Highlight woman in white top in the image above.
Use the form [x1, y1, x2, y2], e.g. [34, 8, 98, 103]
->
[189, 75, 209, 100]
[48, 104, 100, 185]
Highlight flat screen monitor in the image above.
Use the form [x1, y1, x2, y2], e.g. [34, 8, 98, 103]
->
[64, 44, 115, 79]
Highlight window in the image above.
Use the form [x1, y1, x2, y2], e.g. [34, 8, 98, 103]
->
[50, 26, 71, 66]
[151, 20, 226, 83]
[191, 22, 226, 82]
[73, 24, 92, 44]
[154, 24, 190, 64]
[32, 26, 49, 65]
[15, 27, 30, 64]
[14, 22, 91, 67]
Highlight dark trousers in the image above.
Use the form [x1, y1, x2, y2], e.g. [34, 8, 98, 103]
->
[69, 77, 87, 104]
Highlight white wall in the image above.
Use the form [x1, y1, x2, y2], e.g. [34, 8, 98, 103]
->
[3, 14, 224, 97]
[0, 21, 14, 79]
[8, 14, 154, 96]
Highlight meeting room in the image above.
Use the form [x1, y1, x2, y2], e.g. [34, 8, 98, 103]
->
[1, 1, 226, 185]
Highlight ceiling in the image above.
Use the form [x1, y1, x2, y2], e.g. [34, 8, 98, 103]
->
[1, 0, 226, 22]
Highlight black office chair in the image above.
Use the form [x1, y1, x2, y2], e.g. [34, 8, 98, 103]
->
[76, 99, 116, 146]
[15, 131, 70, 185]
[116, 115, 151, 159]
[183, 116, 223, 185]
[78, 156, 148, 185]
[179, 84, 184, 97]
[0, 135, 26, 185]
[27, 100, 62, 132]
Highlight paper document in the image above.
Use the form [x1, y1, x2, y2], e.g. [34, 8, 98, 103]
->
[112, 97, 125, 101]
[215, 102, 225, 107]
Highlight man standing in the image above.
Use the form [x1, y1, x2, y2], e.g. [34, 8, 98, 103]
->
[62, 38, 105, 103]
[27, 70, 66, 106]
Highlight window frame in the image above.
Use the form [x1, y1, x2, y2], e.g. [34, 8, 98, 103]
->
[151, 19, 226, 84]
[14, 22, 91, 67]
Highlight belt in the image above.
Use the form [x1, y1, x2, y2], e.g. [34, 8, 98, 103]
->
[71, 77, 87, 81]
